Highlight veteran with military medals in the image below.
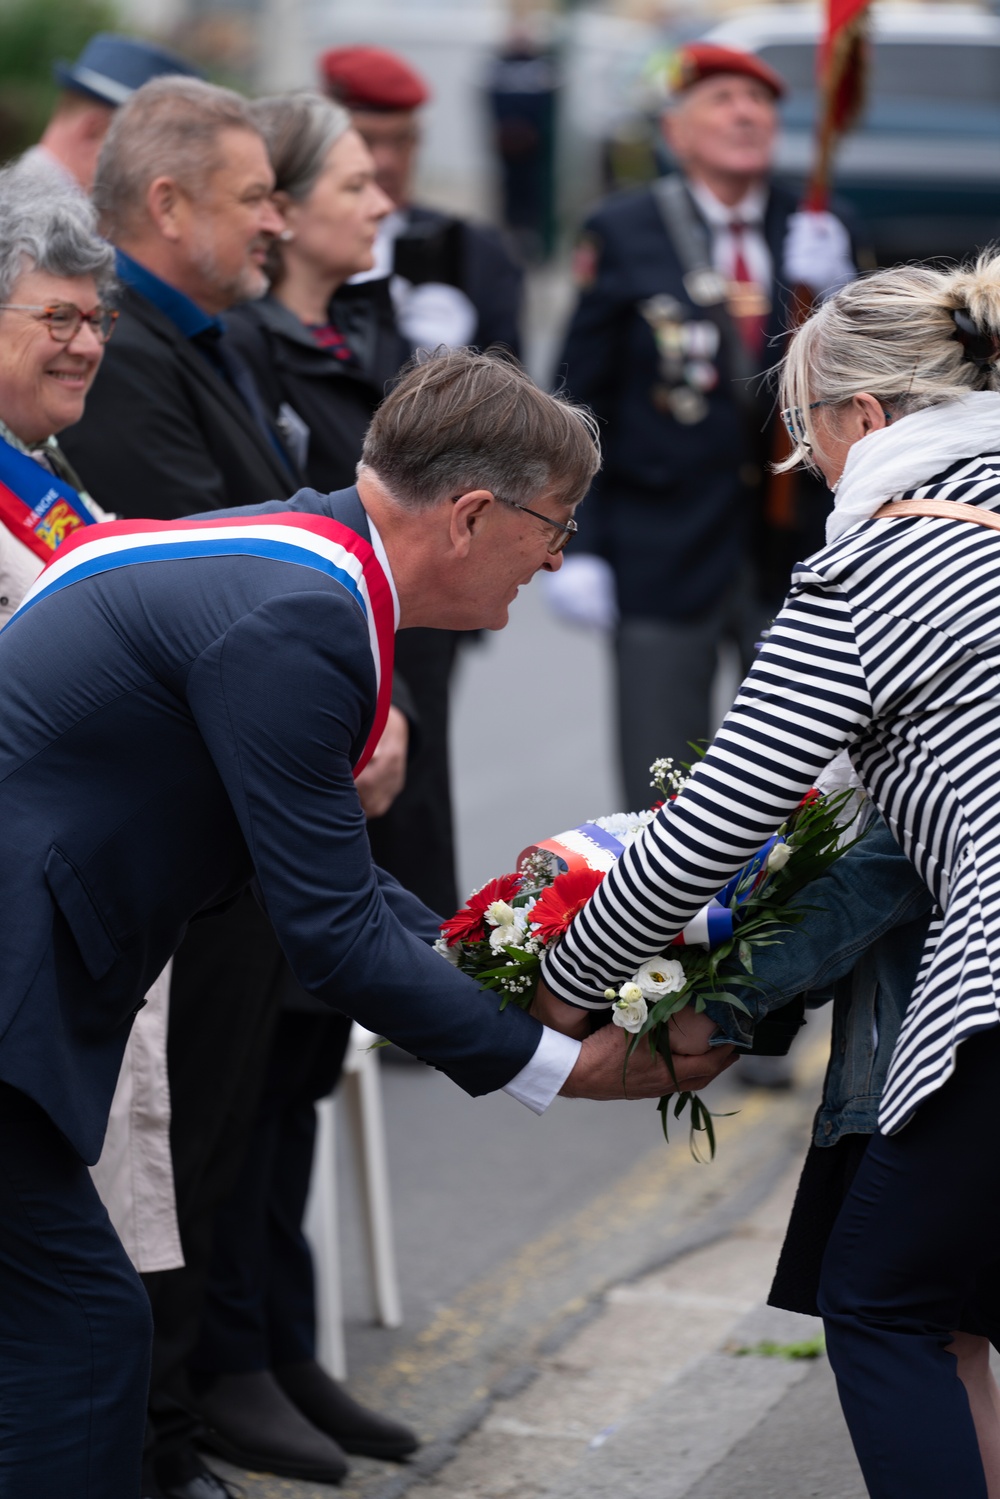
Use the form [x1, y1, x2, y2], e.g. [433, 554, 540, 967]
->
[550, 42, 855, 809]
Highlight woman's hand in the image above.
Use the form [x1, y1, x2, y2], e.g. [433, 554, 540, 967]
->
[530, 977, 591, 1041]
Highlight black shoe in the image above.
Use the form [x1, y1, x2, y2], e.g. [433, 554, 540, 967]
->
[152, 1456, 244, 1499]
[275, 1359, 419, 1461]
[196, 1369, 349, 1484]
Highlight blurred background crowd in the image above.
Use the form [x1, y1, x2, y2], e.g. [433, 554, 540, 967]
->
[0, 1, 998, 1496]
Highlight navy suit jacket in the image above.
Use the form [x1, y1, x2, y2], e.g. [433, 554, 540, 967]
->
[0, 486, 541, 1162]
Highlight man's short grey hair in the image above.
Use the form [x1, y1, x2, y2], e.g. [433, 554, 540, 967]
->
[249, 93, 352, 202]
[778, 248, 1000, 473]
[0, 165, 116, 304]
[93, 76, 260, 240]
[360, 347, 601, 512]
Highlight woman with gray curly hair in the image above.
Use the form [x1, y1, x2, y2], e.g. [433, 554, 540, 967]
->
[536, 248, 1000, 1498]
[0, 164, 117, 620]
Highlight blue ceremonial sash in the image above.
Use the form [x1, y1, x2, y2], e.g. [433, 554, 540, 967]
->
[0, 432, 95, 562]
[9, 511, 396, 775]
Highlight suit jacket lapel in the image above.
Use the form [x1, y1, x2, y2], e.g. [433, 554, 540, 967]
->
[123, 288, 298, 492]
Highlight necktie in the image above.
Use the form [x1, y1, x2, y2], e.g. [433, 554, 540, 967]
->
[728, 219, 769, 359]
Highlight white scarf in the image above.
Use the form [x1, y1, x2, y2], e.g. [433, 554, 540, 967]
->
[825, 390, 1000, 543]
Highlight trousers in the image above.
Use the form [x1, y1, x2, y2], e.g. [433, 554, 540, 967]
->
[190, 1009, 352, 1374]
[819, 1024, 1000, 1499]
[0, 1083, 152, 1499]
[614, 570, 766, 809]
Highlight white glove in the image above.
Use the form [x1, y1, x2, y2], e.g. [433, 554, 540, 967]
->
[542, 553, 618, 630]
[782, 210, 855, 297]
[390, 276, 478, 350]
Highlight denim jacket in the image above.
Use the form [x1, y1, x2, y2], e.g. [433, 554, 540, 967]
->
[706, 818, 933, 1146]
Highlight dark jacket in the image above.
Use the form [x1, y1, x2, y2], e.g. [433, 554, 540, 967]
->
[0, 487, 542, 1162]
[225, 282, 406, 495]
[709, 818, 933, 1145]
[60, 283, 302, 519]
[400, 205, 523, 355]
[558, 180, 840, 619]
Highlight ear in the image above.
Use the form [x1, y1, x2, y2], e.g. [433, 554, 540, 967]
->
[81, 104, 113, 143]
[146, 176, 186, 242]
[448, 489, 496, 558]
[853, 392, 890, 436]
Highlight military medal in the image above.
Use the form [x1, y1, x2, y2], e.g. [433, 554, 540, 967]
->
[682, 268, 727, 307]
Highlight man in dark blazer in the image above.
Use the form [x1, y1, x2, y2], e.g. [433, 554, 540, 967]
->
[550, 42, 856, 810]
[0, 347, 733, 1499]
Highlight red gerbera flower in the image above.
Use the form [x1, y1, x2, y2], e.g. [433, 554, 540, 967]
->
[529, 867, 605, 945]
[441, 872, 523, 947]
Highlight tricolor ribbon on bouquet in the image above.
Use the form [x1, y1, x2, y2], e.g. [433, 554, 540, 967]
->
[518, 825, 782, 950]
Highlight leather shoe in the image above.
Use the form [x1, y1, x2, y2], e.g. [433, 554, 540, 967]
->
[196, 1369, 349, 1484]
[148, 1457, 244, 1499]
[275, 1360, 419, 1461]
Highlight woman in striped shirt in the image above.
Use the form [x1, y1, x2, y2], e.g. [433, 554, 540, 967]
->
[539, 250, 1000, 1498]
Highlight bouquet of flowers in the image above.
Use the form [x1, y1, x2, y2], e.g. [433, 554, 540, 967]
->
[439, 760, 862, 1158]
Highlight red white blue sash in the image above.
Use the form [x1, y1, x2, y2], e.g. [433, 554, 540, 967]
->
[10, 512, 396, 775]
[0, 431, 96, 562]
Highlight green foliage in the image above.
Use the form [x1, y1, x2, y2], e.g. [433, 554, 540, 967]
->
[732, 1334, 826, 1360]
[0, 0, 122, 159]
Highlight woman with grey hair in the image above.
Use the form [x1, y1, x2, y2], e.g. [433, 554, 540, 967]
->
[536, 248, 1000, 1498]
[0, 168, 183, 1276]
[0, 165, 115, 619]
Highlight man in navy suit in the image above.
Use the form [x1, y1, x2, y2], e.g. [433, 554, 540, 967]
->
[550, 42, 856, 809]
[0, 348, 733, 1498]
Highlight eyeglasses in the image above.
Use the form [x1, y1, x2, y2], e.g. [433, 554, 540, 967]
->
[0, 302, 118, 344]
[780, 396, 895, 453]
[451, 493, 578, 554]
[779, 400, 830, 450]
[505, 499, 578, 554]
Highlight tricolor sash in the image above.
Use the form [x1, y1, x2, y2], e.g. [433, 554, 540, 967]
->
[9, 511, 396, 776]
[519, 824, 783, 950]
[0, 431, 96, 562]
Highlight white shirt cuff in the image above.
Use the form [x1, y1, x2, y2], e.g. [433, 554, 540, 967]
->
[502, 1026, 581, 1115]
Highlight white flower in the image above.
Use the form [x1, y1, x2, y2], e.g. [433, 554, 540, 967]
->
[634, 957, 686, 999]
[486, 899, 517, 928]
[490, 924, 525, 953]
[766, 841, 793, 872]
[433, 937, 460, 966]
[612, 983, 648, 1033]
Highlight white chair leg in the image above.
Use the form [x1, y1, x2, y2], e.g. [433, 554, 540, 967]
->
[303, 1093, 347, 1379]
[342, 1027, 403, 1329]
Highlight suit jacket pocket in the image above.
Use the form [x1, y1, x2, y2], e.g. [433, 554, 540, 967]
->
[44, 845, 120, 981]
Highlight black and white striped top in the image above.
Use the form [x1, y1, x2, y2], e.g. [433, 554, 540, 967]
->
[543, 453, 1000, 1134]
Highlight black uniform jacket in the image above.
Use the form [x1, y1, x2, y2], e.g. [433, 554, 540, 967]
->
[403, 205, 524, 356]
[559, 181, 813, 621]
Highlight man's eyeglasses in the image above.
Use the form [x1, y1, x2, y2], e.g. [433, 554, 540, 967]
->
[0, 302, 119, 345]
[452, 493, 578, 554]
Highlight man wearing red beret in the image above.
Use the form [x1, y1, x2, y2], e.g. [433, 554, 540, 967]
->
[550, 40, 856, 815]
[319, 44, 523, 356]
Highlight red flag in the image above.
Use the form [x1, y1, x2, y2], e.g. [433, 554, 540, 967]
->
[805, 0, 872, 209]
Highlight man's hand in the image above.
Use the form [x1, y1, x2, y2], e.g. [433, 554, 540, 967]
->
[531, 977, 591, 1041]
[560, 1022, 736, 1101]
[667, 1004, 719, 1057]
[356, 705, 409, 819]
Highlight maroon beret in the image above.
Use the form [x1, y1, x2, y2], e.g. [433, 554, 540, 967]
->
[670, 42, 786, 100]
[318, 45, 430, 111]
